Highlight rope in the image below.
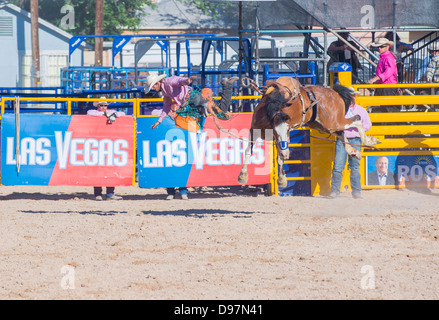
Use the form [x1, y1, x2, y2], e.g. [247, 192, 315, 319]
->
[211, 115, 275, 144]
[309, 134, 377, 149]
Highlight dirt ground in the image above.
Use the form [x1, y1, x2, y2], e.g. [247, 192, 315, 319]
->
[0, 184, 438, 300]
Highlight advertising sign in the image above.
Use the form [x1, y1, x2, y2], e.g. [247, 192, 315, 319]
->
[137, 114, 272, 188]
[1, 114, 135, 186]
[365, 154, 439, 188]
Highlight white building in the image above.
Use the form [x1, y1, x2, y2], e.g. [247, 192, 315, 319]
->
[0, 1, 88, 87]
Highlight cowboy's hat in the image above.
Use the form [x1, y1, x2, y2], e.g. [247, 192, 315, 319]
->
[347, 87, 361, 95]
[144, 73, 167, 94]
[93, 96, 109, 107]
[428, 43, 439, 52]
[370, 37, 394, 48]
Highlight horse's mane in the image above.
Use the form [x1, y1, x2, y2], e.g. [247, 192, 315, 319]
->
[332, 84, 353, 113]
[264, 85, 291, 125]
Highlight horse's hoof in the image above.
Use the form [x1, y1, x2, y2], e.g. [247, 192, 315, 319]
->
[278, 177, 288, 188]
[366, 135, 381, 145]
[352, 151, 362, 160]
[238, 173, 248, 185]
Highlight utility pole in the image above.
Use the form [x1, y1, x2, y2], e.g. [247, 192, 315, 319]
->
[30, 0, 40, 87]
[95, 0, 104, 66]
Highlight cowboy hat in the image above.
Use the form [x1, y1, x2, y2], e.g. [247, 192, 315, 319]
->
[347, 87, 361, 95]
[144, 73, 167, 94]
[370, 37, 394, 48]
[93, 96, 109, 107]
[428, 43, 439, 52]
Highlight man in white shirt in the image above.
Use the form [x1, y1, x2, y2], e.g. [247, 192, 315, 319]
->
[87, 96, 126, 200]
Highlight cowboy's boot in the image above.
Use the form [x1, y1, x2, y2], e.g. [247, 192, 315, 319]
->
[219, 77, 239, 113]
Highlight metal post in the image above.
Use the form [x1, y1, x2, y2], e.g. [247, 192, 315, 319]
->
[15, 96, 20, 174]
[254, 5, 260, 86]
[95, 0, 104, 66]
[31, 0, 40, 88]
[323, 31, 328, 87]
[238, 1, 243, 111]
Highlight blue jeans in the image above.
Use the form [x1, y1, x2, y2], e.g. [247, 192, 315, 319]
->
[331, 137, 362, 195]
[167, 187, 188, 196]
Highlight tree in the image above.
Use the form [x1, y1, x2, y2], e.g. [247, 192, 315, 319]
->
[8, 0, 226, 36]
[94, 0, 104, 66]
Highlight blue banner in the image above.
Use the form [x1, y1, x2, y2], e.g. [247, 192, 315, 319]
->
[366, 154, 438, 187]
[137, 115, 271, 189]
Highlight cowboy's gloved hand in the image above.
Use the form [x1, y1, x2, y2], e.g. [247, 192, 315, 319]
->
[151, 121, 160, 129]
[105, 112, 117, 124]
[189, 75, 197, 84]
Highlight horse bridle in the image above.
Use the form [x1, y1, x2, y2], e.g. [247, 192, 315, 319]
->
[282, 79, 307, 130]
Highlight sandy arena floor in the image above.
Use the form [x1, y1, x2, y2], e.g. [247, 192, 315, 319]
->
[0, 185, 438, 300]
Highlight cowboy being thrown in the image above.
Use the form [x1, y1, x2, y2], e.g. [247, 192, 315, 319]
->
[145, 74, 237, 132]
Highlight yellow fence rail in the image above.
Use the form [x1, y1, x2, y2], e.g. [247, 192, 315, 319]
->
[0, 95, 263, 119]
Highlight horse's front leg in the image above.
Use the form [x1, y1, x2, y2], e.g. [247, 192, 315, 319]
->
[238, 141, 252, 185]
[238, 132, 255, 185]
[277, 153, 288, 188]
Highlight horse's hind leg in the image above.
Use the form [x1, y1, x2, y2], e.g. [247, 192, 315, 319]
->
[351, 120, 381, 146]
[336, 131, 362, 160]
[344, 116, 381, 146]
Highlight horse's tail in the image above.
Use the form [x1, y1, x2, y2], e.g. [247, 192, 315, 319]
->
[332, 84, 353, 113]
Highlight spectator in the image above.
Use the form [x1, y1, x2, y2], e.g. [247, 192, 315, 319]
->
[426, 43, 439, 94]
[328, 31, 361, 80]
[368, 37, 399, 112]
[367, 156, 395, 186]
[384, 32, 413, 82]
[415, 55, 432, 83]
[329, 87, 372, 199]
[87, 96, 126, 201]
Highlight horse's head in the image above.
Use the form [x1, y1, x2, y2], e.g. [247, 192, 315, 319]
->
[261, 78, 302, 160]
[263, 80, 294, 101]
[273, 112, 291, 160]
[263, 81, 293, 127]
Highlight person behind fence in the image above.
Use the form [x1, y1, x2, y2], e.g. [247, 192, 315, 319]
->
[145, 74, 237, 200]
[384, 32, 413, 82]
[87, 96, 126, 201]
[329, 87, 372, 199]
[368, 37, 399, 113]
[415, 54, 432, 83]
[327, 31, 361, 80]
[426, 43, 439, 95]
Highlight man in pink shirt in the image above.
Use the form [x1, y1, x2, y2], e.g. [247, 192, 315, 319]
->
[147, 74, 195, 128]
[368, 37, 399, 112]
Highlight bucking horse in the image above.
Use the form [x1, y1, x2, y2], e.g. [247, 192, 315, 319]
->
[238, 76, 380, 187]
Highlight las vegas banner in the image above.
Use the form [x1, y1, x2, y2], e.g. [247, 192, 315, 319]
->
[136, 114, 272, 188]
[1, 114, 135, 186]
